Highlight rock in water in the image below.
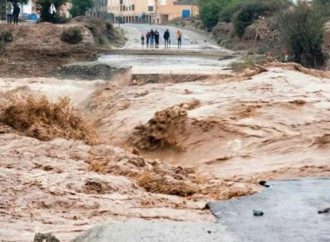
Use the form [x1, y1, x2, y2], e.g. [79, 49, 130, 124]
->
[57, 62, 131, 80]
[33, 233, 60, 242]
[253, 209, 264, 216]
[318, 207, 330, 214]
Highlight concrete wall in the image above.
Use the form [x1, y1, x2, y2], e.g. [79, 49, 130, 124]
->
[157, 0, 198, 24]
[90, 0, 109, 19]
[105, 0, 198, 24]
[107, 0, 154, 23]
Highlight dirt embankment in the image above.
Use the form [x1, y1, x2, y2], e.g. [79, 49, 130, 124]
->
[0, 17, 125, 78]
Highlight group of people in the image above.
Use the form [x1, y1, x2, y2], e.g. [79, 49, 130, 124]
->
[143, 29, 160, 47]
[141, 29, 183, 48]
[6, 2, 21, 25]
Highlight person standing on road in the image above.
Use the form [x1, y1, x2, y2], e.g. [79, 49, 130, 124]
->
[176, 30, 182, 48]
[13, 3, 20, 25]
[150, 29, 155, 47]
[154, 29, 160, 48]
[141, 34, 145, 47]
[6, 1, 13, 24]
[146, 31, 151, 47]
[163, 29, 170, 48]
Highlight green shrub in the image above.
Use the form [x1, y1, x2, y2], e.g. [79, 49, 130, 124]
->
[220, 0, 244, 23]
[37, 0, 69, 23]
[232, 1, 276, 38]
[61, 27, 83, 44]
[0, 41, 6, 50]
[98, 35, 109, 45]
[0, 31, 13, 43]
[277, 2, 327, 68]
[199, 0, 291, 32]
[199, 0, 237, 30]
[231, 56, 254, 72]
[106, 22, 114, 33]
[70, 0, 93, 17]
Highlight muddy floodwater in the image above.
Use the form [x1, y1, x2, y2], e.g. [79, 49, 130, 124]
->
[0, 23, 330, 242]
[1, 63, 330, 241]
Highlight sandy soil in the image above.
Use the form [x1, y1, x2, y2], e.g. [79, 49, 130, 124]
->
[0, 64, 330, 241]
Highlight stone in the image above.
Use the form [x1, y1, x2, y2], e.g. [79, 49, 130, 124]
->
[33, 233, 60, 242]
[253, 209, 264, 216]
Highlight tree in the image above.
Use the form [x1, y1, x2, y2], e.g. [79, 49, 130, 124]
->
[232, 1, 273, 38]
[36, 0, 68, 23]
[314, 0, 330, 4]
[8, 0, 28, 4]
[199, 0, 237, 30]
[277, 2, 326, 67]
[70, 0, 93, 17]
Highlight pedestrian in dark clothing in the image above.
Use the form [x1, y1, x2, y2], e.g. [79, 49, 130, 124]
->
[150, 29, 155, 47]
[154, 29, 160, 48]
[146, 31, 151, 47]
[163, 29, 170, 48]
[13, 3, 20, 25]
[141, 34, 145, 47]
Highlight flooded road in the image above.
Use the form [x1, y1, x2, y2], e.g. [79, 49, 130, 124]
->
[97, 24, 236, 75]
[98, 54, 236, 74]
[208, 178, 330, 242]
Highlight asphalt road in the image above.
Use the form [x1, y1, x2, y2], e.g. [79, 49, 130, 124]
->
[98, 24, 236, 75]
[120, 23, 224, 50]
[71, 220, 239, 242]
[207, 178, 330, 242]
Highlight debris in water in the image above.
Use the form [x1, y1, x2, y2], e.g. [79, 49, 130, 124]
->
[253, 209, 264, 216]
[259, 181, 270, 188]
[318, 207, 330, 214]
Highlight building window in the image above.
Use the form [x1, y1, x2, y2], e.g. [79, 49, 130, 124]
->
[132, 4, 135, 11]
[148, 6, 153, 12]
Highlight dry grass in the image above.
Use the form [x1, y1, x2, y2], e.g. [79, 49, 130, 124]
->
[0, 96, 96, 144]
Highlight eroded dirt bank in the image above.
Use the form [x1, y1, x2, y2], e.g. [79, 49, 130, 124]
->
[0, 17, 125, 78]
[0, 63, 330, 241]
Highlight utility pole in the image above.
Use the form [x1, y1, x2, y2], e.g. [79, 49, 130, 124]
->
[154, 0, 158, 24]
[191, 0, 196, 17]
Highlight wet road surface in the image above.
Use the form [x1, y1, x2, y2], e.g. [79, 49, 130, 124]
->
[120, 23, 222, 50]
[72, 220, 239, 242]
[207, 178, 330, 242]
[98, 54, 236, 74]
[97, 24, 236, 75]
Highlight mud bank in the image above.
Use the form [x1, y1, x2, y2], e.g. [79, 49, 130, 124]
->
[0, 18, 125, 78]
